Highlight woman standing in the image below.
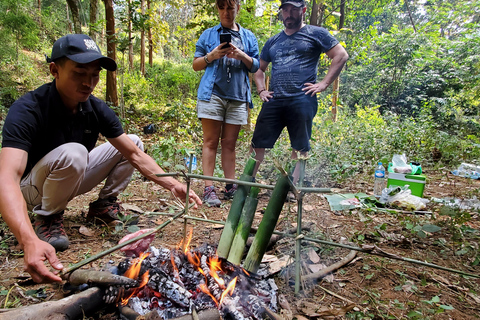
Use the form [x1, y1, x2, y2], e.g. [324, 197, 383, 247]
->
[193, 0, 259, 207]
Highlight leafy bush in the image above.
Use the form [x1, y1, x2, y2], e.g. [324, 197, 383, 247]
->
[146, 61, 201, 102]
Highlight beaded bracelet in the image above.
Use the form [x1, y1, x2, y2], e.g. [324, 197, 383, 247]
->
[258, 89, 266, 95]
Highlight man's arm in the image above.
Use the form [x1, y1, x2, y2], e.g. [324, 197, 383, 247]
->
[303, 44, 349, 96]
[254, 59, 273, 102]
[108, 134, 202, 207]
[0, 148, 64, 283]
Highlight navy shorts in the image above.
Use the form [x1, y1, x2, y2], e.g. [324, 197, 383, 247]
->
[251, 94, 318, 152]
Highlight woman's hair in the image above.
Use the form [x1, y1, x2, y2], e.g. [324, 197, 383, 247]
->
[216, 0, 240, 9]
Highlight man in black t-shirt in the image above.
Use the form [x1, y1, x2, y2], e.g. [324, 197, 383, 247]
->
[0, 34, 201, 284]
[252, 0, 348, 181]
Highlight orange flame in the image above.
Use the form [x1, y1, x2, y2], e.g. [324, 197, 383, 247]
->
[121, 252, 151, 305]
[199, 283, 219, 305]
[219, 277, 237, 306]
[208, 256, 225, 289]
[178, 228, 193, 253]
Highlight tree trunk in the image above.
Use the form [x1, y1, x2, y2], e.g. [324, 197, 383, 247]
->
[66, 0, 82, 34]
[103, 0, 118, 106]
[140, 0, 146, 75]
[331, 0, 345, 122]
[89, 0, 98, 42]
[128, 0, 134, 70]
[148, 0, 153, 66]
[310, 0, 319, 26]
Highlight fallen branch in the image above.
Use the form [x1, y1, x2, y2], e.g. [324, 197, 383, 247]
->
[303, 250, 357, 281]
[0, 287, 103, 320]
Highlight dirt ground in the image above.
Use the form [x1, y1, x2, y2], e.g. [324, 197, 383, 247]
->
[0, 159, 479, 319]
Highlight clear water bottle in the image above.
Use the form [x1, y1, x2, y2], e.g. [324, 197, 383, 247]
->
[374, 162, 386, 197]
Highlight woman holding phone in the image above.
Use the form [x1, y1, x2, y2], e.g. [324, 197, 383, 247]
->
[193, 0, 259, 207]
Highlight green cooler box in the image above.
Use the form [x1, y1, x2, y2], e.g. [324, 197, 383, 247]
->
[387, 173, 426, 197]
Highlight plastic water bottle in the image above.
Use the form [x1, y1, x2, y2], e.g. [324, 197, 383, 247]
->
[374, 162, 386, 197]
[184, 155, 197, 171]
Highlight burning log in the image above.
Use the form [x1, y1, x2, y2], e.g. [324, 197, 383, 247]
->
[148, 274, 193, 307]
[118, 305, 222, 320]
[217, 156, 257, 258]
[227, 187, 260, 265]
[244, 170, 291, 273]
[67, 269, 139, 287]
[0, 287, 103, 320]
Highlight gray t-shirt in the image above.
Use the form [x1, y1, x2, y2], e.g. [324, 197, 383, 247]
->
[261, 24, 339, 98]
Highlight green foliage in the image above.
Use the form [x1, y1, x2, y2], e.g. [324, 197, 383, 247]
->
[146, 61, 201, 102]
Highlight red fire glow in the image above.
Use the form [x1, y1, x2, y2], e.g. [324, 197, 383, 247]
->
[121, 252, 151, 305]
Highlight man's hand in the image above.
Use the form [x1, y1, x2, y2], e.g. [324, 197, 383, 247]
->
[302, 81, 329, 96]
[171, 183, 202, 208]
[259, 90, 274, 102]
[23, 239, 63, 283]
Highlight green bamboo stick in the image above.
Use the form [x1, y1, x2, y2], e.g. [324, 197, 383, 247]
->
[216, 157, 257, 258]
[227, 187, 260, 265]
[155, 173, 331, 193]
[243, 171, 291, 273]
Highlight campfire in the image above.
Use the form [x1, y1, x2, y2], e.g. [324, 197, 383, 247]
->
[104, 241, 278, 320]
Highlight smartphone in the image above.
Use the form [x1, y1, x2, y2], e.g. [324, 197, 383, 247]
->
[220, 33, 231, 49]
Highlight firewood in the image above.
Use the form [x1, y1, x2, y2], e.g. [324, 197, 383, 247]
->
[0, 287, 103, 320]
[67, 269, 138, 287]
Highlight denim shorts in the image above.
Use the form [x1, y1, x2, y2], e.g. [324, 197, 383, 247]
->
[196, 94, 248, 125]
[251, 94, 318, 151]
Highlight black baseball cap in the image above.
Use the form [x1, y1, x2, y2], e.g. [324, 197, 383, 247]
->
[279, 0, 306, 9]
[46, 34, 117, 71]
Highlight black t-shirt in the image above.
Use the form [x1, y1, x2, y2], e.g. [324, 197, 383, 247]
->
[2, 81, 124, 176]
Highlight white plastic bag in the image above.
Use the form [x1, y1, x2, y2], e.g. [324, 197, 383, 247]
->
[392, 154, 412, 173]
[380, 186, 429, 211]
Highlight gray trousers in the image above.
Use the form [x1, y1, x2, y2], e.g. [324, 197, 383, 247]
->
[20, 134, 143, 216]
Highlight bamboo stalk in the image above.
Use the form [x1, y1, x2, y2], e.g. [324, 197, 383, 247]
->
[216, 157, 257, 258]
[295, 159, 306, 294]
[60, 205, 192, 277]
[227, 187, 260, 265]
[155, 172, 331, 193]
[182, 152, 194, 252]
[243, 170, 292, 273]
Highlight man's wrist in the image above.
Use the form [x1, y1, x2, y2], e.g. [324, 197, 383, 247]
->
[204, 54, 211, 64]
[257, 89, 266, 95]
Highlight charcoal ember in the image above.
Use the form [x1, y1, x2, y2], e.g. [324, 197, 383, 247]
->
[148, 274, 192, 307]
[128, 296, 150, 316]
[148, 246, 172, 266]
[253, 279, 278, 311]
[221, 295, 245, 320]
[243, 294, 267, 320]
[117, 259, 131, 275]
[103, 286, 124, 304]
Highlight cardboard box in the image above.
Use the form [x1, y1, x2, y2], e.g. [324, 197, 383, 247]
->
[387, 173, 426, 197]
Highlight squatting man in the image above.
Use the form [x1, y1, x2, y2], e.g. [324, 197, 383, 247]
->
[0, 34, 202, 284]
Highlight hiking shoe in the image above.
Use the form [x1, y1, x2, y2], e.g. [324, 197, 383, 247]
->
[222, 184, 237, 200]
[203, 186, 221, 207]
[87, 197, 123, 224]
[34, 212, 69, 252]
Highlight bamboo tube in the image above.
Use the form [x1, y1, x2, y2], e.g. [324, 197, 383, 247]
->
[227, 187, 260, 265]
[243, 171, 291, 273]
[216, 157, 257, 258]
